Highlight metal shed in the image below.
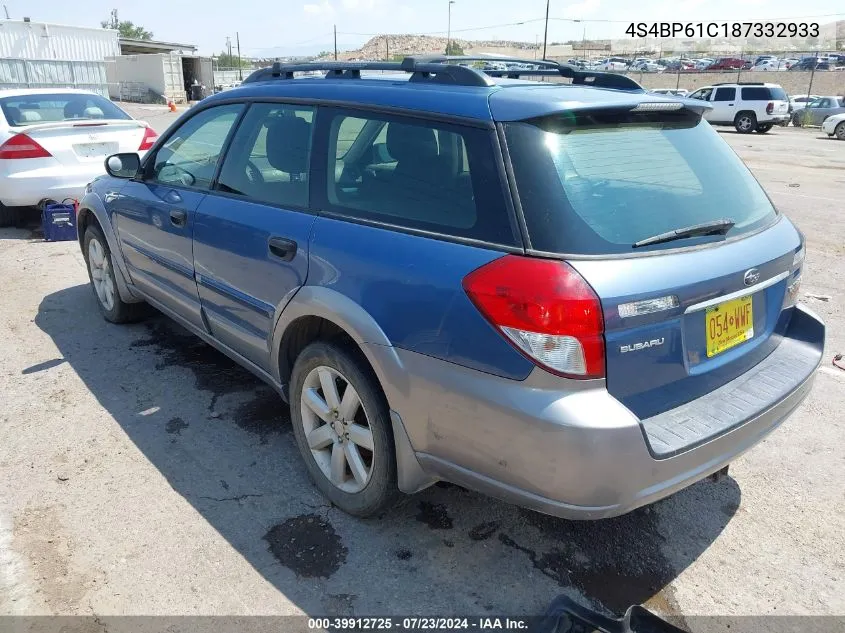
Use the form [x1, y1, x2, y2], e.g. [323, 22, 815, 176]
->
[0, 20, 119, 95]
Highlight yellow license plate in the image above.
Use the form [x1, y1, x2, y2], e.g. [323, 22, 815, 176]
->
[705, 296, 754, 357]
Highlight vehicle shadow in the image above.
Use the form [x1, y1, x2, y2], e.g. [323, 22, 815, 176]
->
[0, 220, 45, 241]
[35, 284, 741, 619]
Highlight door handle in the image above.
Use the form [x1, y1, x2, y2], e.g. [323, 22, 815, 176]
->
[268, 237, 297, 262]
[728, 103, 735, 106]
[170, 209, 187, 227]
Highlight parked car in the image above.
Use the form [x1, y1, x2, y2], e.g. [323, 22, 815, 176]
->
[821, 111, 845, 139]
[789, 95, 821, 112]
[630, 60, 663, 73]
[0, 89, 156, 227]
[753, 59, 789, 71]
[688, 82, 790, 132]
[707, 58, 752, 70]
[789, 58, 830, 71]
[76, 57, 824, 520]
[792, 96, 845, 126]
[693, 58, 714, 70]
[649, 88, 689, 97]
[595, 57, 629, 71]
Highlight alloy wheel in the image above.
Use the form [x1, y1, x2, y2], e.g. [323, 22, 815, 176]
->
[300, 365, 375, 493]
[88, 237, 115, 311]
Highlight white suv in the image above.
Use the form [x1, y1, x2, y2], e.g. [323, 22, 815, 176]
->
[688, 82, 790, 133]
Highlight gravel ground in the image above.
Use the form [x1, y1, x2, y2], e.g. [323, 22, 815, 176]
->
[0, 105, 843, 626]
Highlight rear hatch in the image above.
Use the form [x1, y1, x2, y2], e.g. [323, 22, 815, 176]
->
[502, 103, 803, 419]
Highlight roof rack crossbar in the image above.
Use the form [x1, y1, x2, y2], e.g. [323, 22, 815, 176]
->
[242, 56, 642, 92]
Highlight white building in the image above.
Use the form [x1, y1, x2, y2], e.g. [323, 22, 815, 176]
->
[0, 19, 119, 95]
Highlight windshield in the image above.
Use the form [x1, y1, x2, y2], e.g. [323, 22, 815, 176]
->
[504, 109, 778, 255]
[0, 93, 131, 127]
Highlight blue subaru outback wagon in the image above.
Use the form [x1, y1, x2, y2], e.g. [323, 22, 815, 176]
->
[77, 57, 824, 519]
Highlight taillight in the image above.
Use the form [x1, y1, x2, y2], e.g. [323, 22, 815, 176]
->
[766, 102, 774, 114]
[138, 126, 158, 151]
[462, 255, 605, 379]
[0, 134, 52, 159]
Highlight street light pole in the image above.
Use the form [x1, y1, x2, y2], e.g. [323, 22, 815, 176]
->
[446, 1, 455, 55]
[542, 0, 550, 61]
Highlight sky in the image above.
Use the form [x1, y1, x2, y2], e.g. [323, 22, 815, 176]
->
[9, 0, 843, 57]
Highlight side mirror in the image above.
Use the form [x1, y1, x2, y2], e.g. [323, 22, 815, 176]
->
[105, 153, 141, 179]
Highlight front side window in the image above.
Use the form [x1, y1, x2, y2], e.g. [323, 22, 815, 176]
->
[504, 109, 778, 255]
[150, 104, 243, 189]
[322, 110, 515, 245]
[217, 103, 315, 208]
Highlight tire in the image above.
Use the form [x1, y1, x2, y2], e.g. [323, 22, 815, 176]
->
[290, 341, 398, 517]
[83, 224, 147, 323]
[836, 122, 845, 141]
[756, 123, 773, 133]
[0, 204, 21, 228]
[792, 113, 803, 127]
[734, 112, 757, 134]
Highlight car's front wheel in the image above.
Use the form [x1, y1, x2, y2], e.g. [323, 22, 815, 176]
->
[734, 112, 757, 134]
[792, 113, 803, 127]
[83, 225, 146, 323]
[290, 341, 399, 517]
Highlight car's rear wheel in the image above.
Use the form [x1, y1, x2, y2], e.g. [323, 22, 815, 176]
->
[83, 225, 147, 323]
[756, 123, 773, 133]
[0, 204, 21, 228]
[290, 341, 398, 517]
[734, 112, 757, 134]
[835, 122, 845, 141]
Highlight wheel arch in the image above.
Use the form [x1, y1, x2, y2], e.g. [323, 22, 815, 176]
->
[77, 192, 143, 303]
[271, 286, 435, 494]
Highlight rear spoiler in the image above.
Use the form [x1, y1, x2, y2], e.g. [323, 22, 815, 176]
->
[9, 119, 149, 133]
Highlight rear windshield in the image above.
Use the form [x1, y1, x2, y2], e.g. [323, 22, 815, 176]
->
[504, 109, 778, 255]
[742, 86, 787, 101]
[0, 93, 130, 127]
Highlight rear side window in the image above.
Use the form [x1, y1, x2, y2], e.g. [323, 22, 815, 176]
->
[321, 110, 515, 245]
[217, 103, 315, 208]
[741, 87, 786, 100]
[714, 88, 736, 101]
[0, 93, 130, 126]
[504, 110, 778, 255]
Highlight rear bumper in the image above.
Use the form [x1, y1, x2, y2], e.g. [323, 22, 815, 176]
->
[380, 304, 824, 520]
[764, 114, 790, 124]
[0, 163, 105, 207]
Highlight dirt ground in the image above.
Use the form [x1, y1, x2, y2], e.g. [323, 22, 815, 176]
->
[1, 106, 843, 627]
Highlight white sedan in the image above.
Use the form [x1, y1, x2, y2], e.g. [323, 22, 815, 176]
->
[821, 112, 845, 140]
[0, 89, 157, 227]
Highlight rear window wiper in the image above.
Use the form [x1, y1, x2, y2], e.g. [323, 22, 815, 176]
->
[632, 219, 736, 248]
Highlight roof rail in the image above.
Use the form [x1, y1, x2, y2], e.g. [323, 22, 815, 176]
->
[412, 55, 643, 91]
[241, 55, 642, 92]
[711, 81, 767, 86]
[242, 59, 496, 87]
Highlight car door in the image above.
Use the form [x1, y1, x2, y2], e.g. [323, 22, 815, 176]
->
[111, 103, 244, 331]
[192, 103, 317, 370]
[710, 87, 736, 123]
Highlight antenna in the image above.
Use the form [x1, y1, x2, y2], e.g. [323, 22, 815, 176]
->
[3, 5, 10, 19]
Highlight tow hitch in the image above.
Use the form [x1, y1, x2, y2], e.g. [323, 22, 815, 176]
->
[534, 595, 688, 633]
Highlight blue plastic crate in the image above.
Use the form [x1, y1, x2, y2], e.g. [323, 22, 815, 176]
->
[42, 202, 77, 242]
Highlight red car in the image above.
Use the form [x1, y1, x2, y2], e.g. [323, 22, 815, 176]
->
[706, 57, 753, 70]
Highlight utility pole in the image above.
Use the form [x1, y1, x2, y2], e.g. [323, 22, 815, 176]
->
[446, 1, 455, 55]
[236, 31, 242, 80]
[226, 36, 232, 64]
[534, 34, 538, 59]
[385, 35, 389, 61]
[333, 24, 338, 60]
[542, 0, 550, 61]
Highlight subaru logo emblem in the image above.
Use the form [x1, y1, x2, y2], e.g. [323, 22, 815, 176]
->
[744, 268, 760, 286]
